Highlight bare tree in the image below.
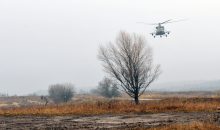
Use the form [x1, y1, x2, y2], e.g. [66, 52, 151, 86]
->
[98, 31, 160, 104]
[95, 77, 121, 98]
[48, 83, 75, 104]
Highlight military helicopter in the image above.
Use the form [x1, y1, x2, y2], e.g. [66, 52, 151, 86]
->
[138, 19, 186, 38]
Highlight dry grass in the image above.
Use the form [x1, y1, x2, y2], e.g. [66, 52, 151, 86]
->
[143, 122, 220, 130]
[0, 97, 220, 116]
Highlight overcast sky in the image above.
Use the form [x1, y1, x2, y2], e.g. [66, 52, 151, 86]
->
[0, 0, 219, 95]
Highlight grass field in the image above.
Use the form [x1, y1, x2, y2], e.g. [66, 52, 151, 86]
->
[1, 97, 220, 116]
[1, 96, 220, 129]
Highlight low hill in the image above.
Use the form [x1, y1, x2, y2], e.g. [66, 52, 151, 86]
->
[149, 80, 220, 92]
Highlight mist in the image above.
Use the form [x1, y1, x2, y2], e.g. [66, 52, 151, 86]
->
[0, 0, 220, 95]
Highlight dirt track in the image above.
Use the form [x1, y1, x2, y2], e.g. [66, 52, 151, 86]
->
[0, 112, 220, 130]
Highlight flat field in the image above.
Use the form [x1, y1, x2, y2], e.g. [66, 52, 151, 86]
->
[1, 92, 220, 130]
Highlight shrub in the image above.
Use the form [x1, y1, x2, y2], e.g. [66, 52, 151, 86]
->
[94, 78, 121, 98]
[48, 83, 75, 103]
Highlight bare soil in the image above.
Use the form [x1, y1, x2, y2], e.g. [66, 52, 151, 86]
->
[1, 112, 220, 130]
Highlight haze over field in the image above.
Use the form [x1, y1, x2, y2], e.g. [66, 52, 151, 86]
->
[0, 0, 220, 95]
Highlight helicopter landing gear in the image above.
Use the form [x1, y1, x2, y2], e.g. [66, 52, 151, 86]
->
[160, 35, 162, 38]
[154, 36, 156, 38]
[165, 35, 167, 37]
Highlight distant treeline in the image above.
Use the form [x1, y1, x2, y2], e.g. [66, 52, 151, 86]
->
[0, 93, 9, 97]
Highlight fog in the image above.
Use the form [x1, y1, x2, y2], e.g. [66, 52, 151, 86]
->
[0, 0, 219, 95]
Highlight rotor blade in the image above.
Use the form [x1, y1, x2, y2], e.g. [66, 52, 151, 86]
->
[165, 19, 188, 24]
[137, 22, 157, 25]
[160, 19, 172, 24]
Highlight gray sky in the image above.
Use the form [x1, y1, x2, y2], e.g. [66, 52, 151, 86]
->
[0, 0, 220, 95]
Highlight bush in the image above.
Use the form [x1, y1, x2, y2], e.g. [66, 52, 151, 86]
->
[93, 78, 121, 98]
[48, 83, 75, 103]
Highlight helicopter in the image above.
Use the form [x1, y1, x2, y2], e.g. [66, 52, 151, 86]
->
[138, 19, 186, 38]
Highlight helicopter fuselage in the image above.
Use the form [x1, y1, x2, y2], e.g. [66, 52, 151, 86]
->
[156, 25, 165, 35]
[151, 24, 170, 38]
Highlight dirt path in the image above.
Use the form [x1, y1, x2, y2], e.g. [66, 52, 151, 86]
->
[0, 112, 219, 130]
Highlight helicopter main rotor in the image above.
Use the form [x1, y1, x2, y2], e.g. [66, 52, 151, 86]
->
[137, 19, 187, 26]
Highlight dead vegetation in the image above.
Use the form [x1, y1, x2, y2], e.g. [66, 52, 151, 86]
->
[1, 97, 220, 116]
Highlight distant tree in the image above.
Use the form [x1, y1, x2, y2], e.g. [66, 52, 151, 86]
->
[98, 31, 161, 104]
[48, 83, 75, 103]
[95, 77, 121, 98]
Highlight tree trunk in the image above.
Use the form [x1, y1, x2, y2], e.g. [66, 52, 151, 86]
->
[134, 95, 139, 105]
